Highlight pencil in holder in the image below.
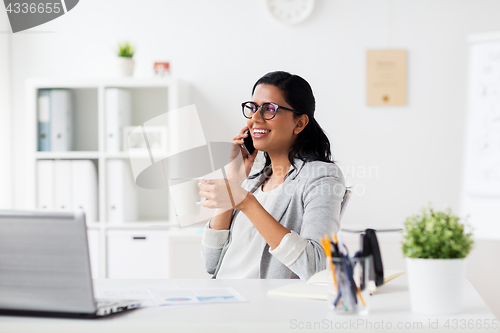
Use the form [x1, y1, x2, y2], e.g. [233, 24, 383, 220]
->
[327, 255, 373, 315]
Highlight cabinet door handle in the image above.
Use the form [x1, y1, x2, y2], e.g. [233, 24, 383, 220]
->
[133, 236, 146, 240]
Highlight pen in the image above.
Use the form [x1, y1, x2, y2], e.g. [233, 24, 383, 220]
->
[320, 236, 337, 291]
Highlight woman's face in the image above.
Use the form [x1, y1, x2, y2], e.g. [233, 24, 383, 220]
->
[246, 84, 303, 157]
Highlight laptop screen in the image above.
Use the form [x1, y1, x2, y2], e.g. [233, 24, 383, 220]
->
[0, 210, 96, 314]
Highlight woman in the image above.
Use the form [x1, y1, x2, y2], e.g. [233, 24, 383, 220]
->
[199, 71, 346, 281]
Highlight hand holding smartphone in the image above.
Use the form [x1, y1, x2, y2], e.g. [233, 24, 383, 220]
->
[242, 129, 255, 155]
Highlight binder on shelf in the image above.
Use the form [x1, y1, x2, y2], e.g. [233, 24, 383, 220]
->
[50, 89, 73, 151]
[54, 160, 72, 210]
[37, 90, 51, 151]
[86, 229, 100, 278]
[105, 88, 132, 152]
[36, 160, 54, 209]
[106, 160, 137, 224]
[71, 160, 98, 223]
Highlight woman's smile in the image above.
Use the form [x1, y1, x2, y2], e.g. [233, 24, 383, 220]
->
[252, 127, 271, 138]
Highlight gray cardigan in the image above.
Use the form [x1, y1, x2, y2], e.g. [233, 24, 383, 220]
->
[200, 158, 346, 281]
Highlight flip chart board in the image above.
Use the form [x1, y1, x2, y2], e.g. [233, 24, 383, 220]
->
[461, 32, 500, 239]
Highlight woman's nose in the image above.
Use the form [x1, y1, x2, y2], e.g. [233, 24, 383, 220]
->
[251, 107, 265, 122]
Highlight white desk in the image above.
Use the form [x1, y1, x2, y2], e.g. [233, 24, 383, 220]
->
[0, 277, 498, 333]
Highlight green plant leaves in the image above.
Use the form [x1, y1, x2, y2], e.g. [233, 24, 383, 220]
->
[401, 206, 473, 259]
[118, 42, 135, 58]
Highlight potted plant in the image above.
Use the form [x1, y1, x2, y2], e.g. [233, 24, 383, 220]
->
[402, 206, 473, 315]
[115, 41, 135, 77]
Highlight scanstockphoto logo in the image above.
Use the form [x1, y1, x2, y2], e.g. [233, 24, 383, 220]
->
[4, 0, 79, 33]
[126, 105, 246, 228]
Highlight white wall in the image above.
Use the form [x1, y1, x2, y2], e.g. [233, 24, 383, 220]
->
[0, 8, 12, 208]
[10, 0, 500, 227]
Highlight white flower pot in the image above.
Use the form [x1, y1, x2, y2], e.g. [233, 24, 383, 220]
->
[115, 57, 135, 77]
[406, 258, 466, 315]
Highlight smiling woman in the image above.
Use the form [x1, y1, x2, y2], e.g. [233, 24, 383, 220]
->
[199, 71, 346, 281]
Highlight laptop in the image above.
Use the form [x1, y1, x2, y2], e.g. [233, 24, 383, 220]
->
[0, 210, 141, 318]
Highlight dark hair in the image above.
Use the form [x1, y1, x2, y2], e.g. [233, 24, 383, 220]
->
[248, 71, 334, 179]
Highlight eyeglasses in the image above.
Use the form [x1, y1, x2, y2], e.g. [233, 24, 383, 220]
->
[241, 101, 297, 120]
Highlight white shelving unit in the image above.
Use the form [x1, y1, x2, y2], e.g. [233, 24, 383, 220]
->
[26, 77, 211, 279]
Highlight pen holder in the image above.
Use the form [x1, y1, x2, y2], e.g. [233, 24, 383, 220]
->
[327, 255, 373, 315]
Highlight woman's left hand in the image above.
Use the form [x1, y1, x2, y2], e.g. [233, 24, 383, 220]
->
[198, 179, 249, 211]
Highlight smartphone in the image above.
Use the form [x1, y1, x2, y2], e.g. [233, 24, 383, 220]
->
[242, 130, 255, 155]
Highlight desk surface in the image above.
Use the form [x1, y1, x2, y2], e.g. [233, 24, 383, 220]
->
[0, 277, 498, 333]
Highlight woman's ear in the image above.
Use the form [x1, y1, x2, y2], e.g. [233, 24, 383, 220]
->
[294, 114, 309, 135]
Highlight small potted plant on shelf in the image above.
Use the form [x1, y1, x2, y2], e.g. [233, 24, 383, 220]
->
[402, 205, 473, 315]
[116, 41, 135, 77]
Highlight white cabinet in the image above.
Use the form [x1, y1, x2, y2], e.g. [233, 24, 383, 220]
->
[167, 230, 212, 279]
[27, 78, 204, 279]
[107, 230, 170, 279]
[106, 229, 212, 279]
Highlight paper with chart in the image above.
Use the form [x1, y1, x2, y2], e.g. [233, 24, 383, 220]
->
[149, 287, 246, 305]
[94, 285, 176, 307]
[95, 285, 246, 307]
[464, 40, 500, 196]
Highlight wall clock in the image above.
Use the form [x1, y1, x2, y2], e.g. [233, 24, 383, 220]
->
[266, 0, 315, 25]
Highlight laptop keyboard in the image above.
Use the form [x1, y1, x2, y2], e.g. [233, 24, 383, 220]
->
[95, 299, 142, 316]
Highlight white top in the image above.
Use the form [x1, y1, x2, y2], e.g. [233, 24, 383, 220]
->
[216, 184, 281, 278]
[202, 183, 308, 278]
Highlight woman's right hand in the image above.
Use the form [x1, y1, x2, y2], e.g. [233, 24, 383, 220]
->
[226, 126, 258, 184]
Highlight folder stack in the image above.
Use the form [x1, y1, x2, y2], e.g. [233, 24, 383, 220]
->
[105, 88, 131, 152]
[37, 89, 73, 152]
[36, 160, 98, 223]
[106, 159, 138, 224]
